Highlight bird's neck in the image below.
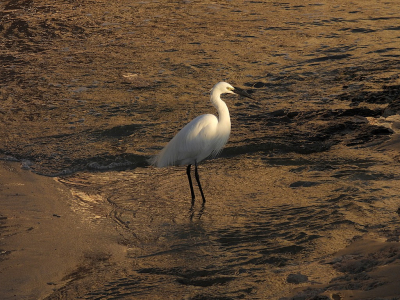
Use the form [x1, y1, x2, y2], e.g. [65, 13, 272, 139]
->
[211, 94, 231, 126]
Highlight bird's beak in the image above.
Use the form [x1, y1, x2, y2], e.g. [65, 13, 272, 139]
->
[233, 87, 254, 99]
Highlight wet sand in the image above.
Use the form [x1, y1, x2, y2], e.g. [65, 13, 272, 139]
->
[0, 161, 127, 299]
[1, 0, 400, 299]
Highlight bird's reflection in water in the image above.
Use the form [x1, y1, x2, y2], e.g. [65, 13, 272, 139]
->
[189, 203, 206, 221]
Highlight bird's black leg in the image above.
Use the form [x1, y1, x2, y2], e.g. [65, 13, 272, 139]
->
[186, 164, 196, 206]
[194, 162, 206, 204]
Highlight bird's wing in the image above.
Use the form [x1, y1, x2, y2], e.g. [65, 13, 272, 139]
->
[153, 114, 218, 167]
[181, 114, 218, 151]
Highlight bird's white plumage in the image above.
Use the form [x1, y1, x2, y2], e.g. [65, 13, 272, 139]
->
[151, 82, 234, 168]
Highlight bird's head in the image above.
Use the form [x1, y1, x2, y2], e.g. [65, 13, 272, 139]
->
[211, 82, 254, 99]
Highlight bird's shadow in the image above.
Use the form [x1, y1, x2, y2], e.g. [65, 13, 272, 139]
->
[189, 203, 206, 221]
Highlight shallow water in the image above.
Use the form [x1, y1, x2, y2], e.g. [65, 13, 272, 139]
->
[1, 0, 400, 299]
[54, 147, 400, 299]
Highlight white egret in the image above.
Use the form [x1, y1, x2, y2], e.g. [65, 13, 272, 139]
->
[150, 82, 253, 206]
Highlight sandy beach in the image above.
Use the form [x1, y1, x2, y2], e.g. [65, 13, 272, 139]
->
[0, 161, 128, 299]
[1, 0, 400, 299]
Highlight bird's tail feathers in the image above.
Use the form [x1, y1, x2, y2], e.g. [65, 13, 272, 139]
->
[147, 155, 158, 166]
[148, 146, 172, 168]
